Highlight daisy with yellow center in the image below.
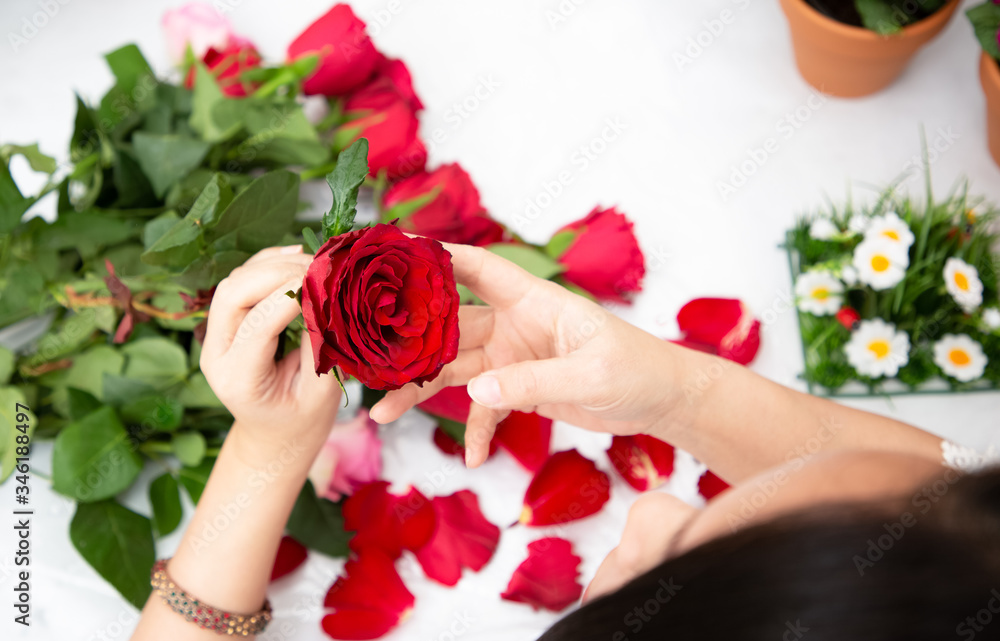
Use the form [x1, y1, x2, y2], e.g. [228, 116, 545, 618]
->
[933, 334, 988, 383]
[943, 257, 983, 313]
[852, 238, 909, 291]
[864, 211, 915, 249]
[794, 270, 844, 316]
[844, 319, 910, 378]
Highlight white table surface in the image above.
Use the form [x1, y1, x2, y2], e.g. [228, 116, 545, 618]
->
[2, 0, 999, 639]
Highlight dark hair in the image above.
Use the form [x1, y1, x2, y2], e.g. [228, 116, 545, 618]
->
[540, 468, 1000, 641]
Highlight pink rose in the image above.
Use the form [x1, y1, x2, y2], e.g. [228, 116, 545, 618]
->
[308, 409, 383, 502]
[162, 3, 241, 63]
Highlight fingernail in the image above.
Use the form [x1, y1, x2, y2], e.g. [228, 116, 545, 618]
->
[281, 244, 303, 254]
[468, 375, 502, 407]
[464, 449, 473, 468]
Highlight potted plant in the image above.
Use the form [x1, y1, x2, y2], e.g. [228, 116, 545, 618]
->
[779, 0, 962, 97]
[967, 1, 1000, 168]
[784, 172, 1000, 396]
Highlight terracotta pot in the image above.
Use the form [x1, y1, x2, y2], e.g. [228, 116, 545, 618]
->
[779, 0, 961, 98]
[981, 52, 1000, 169]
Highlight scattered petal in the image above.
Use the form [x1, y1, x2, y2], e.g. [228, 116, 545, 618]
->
[698, 470, 730, 501]
[676, 298, 761, 365]
[501, 538, 583, 612]
[606, 434, 675, 492]
[322, 549, 414, 640]
[342, 481, 435, 559]
[270, 536, 308, 582]
[494, 411, 552, 472]
[414, 490, 500, 586]
[520, 450, 610, 526]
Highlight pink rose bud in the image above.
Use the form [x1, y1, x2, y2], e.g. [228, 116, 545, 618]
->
[308, 409, 383, 502]
[162, 2, 237, 63]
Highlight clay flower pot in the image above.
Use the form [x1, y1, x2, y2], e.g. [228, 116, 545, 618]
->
[779, 0, 961, 97]
[981, 52, 1000, 169]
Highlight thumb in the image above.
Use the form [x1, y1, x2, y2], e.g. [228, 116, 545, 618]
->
[467, 357, 583, 411]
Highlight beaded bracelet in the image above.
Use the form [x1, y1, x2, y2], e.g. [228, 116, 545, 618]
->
[151, 559, 272, 636]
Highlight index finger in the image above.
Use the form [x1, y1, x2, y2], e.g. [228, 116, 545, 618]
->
[440, 243, 534, 309]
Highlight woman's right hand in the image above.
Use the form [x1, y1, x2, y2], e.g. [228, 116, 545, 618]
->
[370, 242, 682, 466]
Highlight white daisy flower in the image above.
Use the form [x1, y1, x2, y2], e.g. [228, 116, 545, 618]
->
[841, 265, 859, 286]
[795, 271, 844, 315]
[852, 238, 909, 291]
[864, 211, 915, 250]
[933, 333, 988, 382]
[943, 258, 983, 313]
[847, 215, 870, 235]
[844, 319, 910, 378]
[983, 307, 1000, 330]
[809, 218, 839, 241]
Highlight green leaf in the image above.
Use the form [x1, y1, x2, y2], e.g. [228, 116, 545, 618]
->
[302, 226, 321, 253]
[0, 161, 32, 234]
[102, 373, 157, 406]
[52, 406, 143, 501]
[286, 481, 351, 558]
[119, 395, 183, 432]
[66, 387, 102, 421]
[544, 230, 578, 259]
[62, 345, 125, 402]
[855, 0, 903, 33]
[131, 132, 211, 198]
[487, 243, 566, 280]
[0, 346, 14, 385]
[70, 499, 155, 608]
[178, 457, 216, 504]
[380, 187, 439, 224]
[207, 170, 300, 254]
[21, 311, 100, 370]
[1, 143, 57, 174]
[121, 338, 189, 388]
[0, 387, 36, 483]
[322, 138, 369, 240]
[149, 473, 183, 537]
[968, 3, 1000, 60]
[189, 62, 241, 142]
[172, 431, 207, 467]
[173, 372, 223, 409]
[141, 175, 231, 269]
[35, 210, 139, 259]
[435, 416, 467, 446]
[105, 44, 154, 93]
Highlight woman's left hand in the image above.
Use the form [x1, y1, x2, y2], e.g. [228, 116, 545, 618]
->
[200, 245, 342, 466]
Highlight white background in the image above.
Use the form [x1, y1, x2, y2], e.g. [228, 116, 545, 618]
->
[1, 0, 999, 639]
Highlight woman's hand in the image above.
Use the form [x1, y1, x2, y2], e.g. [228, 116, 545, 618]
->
[200, 245, 342, 466]
[370, 243, 681, 466]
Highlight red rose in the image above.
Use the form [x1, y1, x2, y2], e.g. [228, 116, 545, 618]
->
[339, 87, 427, 180]
[382, 164, 505, 246]
[301, 224, 460, 391]
[287, 3, 379, 96]
[361, 55, 424, 112]
[184, 42, 262, 97]
[551, 206, 645, 304]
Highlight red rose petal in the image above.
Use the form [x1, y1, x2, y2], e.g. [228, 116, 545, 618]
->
[606, 434, 675, 492]
[270, 536, 308, 582]
[554, 206, 645, 304]
[342, 481, 435, 559]
[676, 298, 761, 365]
[501, 538, 583, 612]
[698, 469, 731, 501]
[520, 450, 610, 526]
[494, 411, 552, 472]
[414, 490, 500, 586]
[419, 385, 472, 423]
[322, 549, 414, 640]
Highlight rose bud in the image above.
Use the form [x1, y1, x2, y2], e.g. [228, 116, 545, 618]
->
[382, 164, 506, 247]
[501, 538, 583, 612]
[698, 469, 730, 501]
[307, 409, 382, 502]
[342, 481, 435, 560]
[361, 55, 424, 112]
[301, 224, 460, 391]
[675, 298, 761, 365]
[162, 2, 238, 64]
[323, 549, 415, 639]
[270, 536, 308, 582]
[338, 87, 427, 180]
[184, 42, 262, 97]
[414, 490, 500, 586]
[287, 3, 379, 96]
[519, 450, 610, 526]
[549, 206, 645, 304]
[836, 306, 861, 331]
[606, 434, 675, 492]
